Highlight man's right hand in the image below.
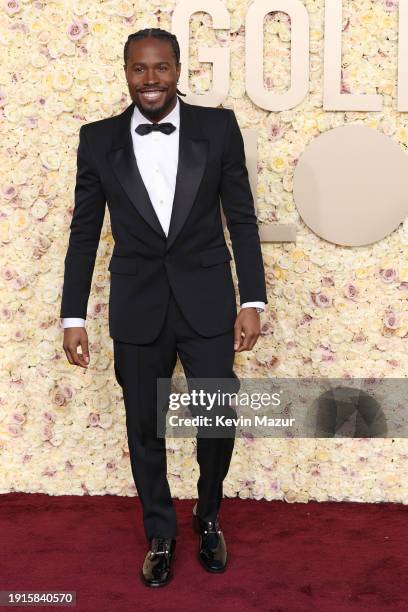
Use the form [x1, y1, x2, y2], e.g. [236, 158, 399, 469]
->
[63, 327, 90, 368]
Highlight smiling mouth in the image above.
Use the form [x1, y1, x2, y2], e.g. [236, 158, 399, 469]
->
[139, 90, 165, 102]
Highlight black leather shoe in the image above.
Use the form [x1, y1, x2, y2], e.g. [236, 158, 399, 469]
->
[141, 537, 176, 587]
[192, 503, 227, 572]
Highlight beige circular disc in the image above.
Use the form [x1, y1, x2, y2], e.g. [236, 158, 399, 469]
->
[293, 125, 408, 246]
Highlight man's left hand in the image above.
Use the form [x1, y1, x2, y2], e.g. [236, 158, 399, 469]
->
[234, 308, 261, 352]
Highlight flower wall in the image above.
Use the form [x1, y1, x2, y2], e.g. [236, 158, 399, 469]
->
[1, 0, 408, 502]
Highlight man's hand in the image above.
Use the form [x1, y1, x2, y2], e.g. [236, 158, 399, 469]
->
[234, 308, 261, 352]
[63, 327, 90, 368]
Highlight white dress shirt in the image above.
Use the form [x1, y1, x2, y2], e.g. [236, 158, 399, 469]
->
[62, 98, 265, 328]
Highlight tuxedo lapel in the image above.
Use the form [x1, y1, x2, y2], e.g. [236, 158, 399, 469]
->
[106, 102, 166, 240]
[166, 98, 208, 251]
[106, 96, 208, 249]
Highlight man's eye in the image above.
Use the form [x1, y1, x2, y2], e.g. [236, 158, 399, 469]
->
[133, 66, 167, 72]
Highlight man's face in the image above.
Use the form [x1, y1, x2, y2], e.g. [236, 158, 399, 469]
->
[124, 37, 181, 122]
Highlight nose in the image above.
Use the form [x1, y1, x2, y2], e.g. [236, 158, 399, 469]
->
[144, 68, 160, 84]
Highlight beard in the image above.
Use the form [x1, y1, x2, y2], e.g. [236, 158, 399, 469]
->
[133, 91, 175, 121]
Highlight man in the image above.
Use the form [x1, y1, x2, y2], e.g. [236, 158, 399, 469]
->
[60, 27, 267, 587]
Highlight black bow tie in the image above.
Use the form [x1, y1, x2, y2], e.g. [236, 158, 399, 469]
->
[135, 122, 176, 136]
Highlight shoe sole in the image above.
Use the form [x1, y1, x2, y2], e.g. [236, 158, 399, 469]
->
[197, 554, 227, 573]
[140, 572, 174, 587]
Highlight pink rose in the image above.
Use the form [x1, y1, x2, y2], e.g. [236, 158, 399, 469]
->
[260, 321, 274, 335]
[5, 0, 21, 15]
[67, 21, 85, 41]
[42, 424, 53, 440]
[311, 292, 332, 308]
[43, 411, 56, 423]
[42, 468, 56, 478]
[11, 412, 25, 424]
[379, 268, 397, 283]
[344, 283, 359, 300]
[383, 309, 400, 329]
[267, 124, 286, 142]
[88, 413, 100, 426]
[2, 185, 17, 200]
[299, 314, 313, 325]
[8, 423, 22, 436]
[53, 390, 66, 407]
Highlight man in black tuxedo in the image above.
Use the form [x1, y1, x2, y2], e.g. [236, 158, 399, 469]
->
[61, 28, 267, 587]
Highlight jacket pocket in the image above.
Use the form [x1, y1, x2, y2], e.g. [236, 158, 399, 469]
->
[108, 256, 139, 275]
[199, 245, 232, 267]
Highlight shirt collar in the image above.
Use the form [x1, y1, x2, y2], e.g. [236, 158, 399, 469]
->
[131, 96, 180, 129]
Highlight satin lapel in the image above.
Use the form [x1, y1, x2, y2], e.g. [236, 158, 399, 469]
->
[106, 101, 166, 239]
[166, 97, 208, 251]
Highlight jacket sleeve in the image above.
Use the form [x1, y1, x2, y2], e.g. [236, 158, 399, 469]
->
[60, 125, 106, 319]
[219, 109, 268, 305]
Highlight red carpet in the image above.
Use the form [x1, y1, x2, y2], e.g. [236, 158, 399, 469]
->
[1, 493, 408, 611]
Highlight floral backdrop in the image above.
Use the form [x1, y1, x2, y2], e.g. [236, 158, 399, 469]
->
[1, 0, 408, 503]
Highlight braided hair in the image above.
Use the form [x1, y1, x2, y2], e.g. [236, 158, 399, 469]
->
[124, 28, 186, 97]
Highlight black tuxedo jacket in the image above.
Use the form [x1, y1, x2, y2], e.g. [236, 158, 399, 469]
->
[60, 95, 267, 344]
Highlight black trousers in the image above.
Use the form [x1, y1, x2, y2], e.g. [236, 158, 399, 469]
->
[113, 290, 237, 541]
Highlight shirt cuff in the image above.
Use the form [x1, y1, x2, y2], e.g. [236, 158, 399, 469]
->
[241, 301, 265, 313]
[62, 318, 86, 328]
